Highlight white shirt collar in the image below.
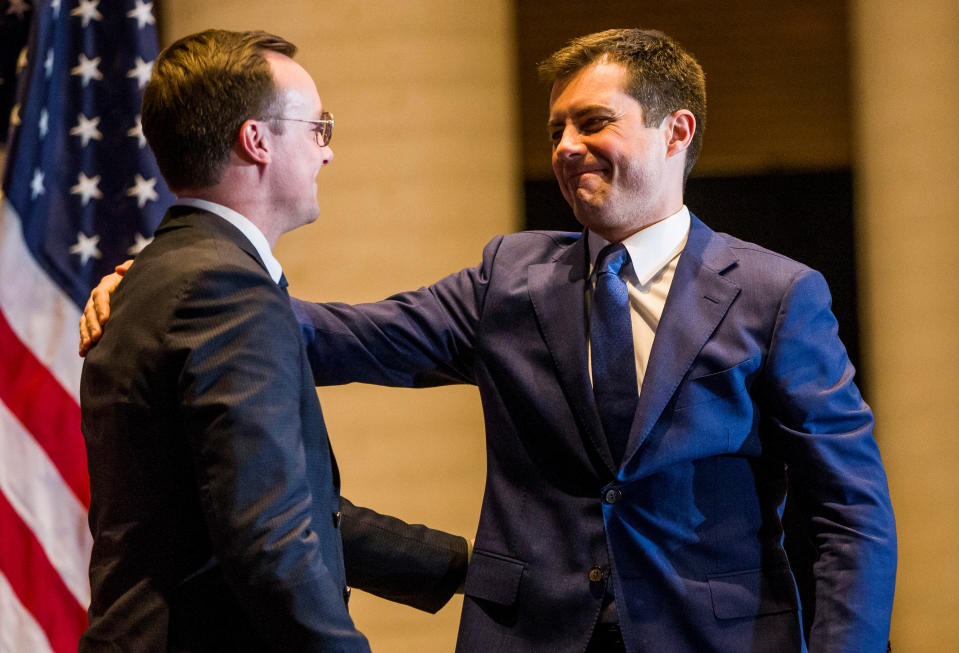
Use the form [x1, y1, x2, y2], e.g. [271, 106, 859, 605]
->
[588, 205, 690, 286]
[172, 197, 283, 284]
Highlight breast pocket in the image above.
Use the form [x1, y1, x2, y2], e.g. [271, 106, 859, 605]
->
[672, 356, 759, 412]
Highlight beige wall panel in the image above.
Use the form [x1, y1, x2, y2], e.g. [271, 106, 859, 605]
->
[851, 0, 959, 649]
[159, 1, 519, 650]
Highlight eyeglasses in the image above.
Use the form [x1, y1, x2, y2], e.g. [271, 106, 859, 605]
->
[271, 111, 334, 146]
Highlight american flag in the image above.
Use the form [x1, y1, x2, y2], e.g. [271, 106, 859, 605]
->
[0, 1, 171, 651]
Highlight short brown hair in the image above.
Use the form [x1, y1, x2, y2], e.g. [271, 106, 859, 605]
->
[538, 29, 706, 182]
[142, 29, 296, 191]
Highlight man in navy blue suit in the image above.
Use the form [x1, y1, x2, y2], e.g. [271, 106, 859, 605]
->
[83, 28, 896, 653]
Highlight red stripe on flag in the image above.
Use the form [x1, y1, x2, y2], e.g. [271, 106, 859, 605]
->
[0, 490, 88, 653]
[0, 309, 89, 508]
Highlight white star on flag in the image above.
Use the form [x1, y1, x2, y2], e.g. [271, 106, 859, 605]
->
[71, 0, 103, 27]
[127, 1, 155, 29]
[51, 0, 62, 17]
[70, 171, 104, 205]
[126, 174, 159, 208]
[127, 56, 153, 89]
[39, 108, 49, 138]
[31, 169, 45, 199]
[71, 53, 103, 86]
[68, 231, 103, 264]
[45, 49, 54, 78]
[6, 0, 30, 19]
[127, 232, 154, 255]
[127, 115, 146, 148]
[70, 113, 104, 147]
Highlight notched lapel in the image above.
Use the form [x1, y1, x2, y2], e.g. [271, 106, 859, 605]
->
[624, 217, 741, 462]
[528, 235, 616, 474]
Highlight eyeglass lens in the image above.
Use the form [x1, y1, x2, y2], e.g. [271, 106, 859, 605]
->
[316, 112, 333, 146]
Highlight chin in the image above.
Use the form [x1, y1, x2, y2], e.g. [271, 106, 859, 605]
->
[572, 201, 609, 226]
[576, 212, 631, 241]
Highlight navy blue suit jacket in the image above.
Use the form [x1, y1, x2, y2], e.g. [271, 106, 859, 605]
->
[292, 214, 896, 652]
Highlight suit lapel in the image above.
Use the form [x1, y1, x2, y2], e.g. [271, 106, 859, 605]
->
[624, 215, 741, 462]
[528, 234, 617, 475]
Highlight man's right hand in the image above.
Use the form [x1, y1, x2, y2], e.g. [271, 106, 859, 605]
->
[78, 260, 133, 357]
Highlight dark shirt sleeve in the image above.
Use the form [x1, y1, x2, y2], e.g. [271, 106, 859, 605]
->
[339, 497, 469, 613]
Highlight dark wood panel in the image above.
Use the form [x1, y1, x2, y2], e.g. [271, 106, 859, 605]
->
[515, 0, 851, 178]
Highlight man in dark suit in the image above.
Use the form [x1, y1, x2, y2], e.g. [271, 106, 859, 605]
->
[79, 29, 466, 652]
[82, 28, 896, 653]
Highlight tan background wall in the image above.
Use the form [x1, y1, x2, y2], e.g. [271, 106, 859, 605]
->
[851, 0, 959, 648]
[159, 1, 518, 651]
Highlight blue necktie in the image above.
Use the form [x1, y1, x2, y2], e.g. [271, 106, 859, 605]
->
[591, 243, 639, 464]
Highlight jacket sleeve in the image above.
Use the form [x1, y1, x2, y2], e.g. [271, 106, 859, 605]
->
[290, 236, 505, 388]
[760, 268, 896, 652]
[169, 263, 369, 653]
[339, 497, 469, 613]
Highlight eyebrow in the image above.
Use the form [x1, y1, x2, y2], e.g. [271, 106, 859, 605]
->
[547, 104, 616, 128]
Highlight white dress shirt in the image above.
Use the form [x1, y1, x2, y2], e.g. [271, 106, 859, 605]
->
[587, 206, 691, 396]
[172, 197, 283, 284]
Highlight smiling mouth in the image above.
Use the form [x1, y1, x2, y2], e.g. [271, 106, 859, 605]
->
[568, 168, 606, 183]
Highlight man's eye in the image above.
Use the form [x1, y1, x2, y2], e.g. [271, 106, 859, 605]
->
[581, 117, 610, 132]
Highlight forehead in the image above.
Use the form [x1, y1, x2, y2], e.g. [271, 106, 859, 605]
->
[265, 51, 322, 114]
[548, 61, 634, 119]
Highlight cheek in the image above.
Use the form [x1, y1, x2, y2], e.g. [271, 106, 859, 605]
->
[551, 157, 568, 191]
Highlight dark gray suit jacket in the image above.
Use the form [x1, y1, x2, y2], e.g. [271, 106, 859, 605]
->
[80, 207, 467, 652]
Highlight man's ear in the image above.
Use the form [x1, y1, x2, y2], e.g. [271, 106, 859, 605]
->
[665, 109, 695, 159]
[237, 119, 271, 164]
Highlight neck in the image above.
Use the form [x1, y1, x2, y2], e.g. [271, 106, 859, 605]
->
[175, 186, 280, 249]
[588, 203, 685, 244]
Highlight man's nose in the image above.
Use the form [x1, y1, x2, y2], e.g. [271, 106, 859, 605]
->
[321, 145, 334, 165]
[553, 125, 585, 158]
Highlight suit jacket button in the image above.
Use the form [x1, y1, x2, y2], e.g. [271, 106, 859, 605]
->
[588, 566, 605, 582]
[333, 511, 342, 528]
[603, 488, 622, 504]
[343, 586, 352, 604]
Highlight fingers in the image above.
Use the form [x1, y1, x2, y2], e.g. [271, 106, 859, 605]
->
[91, 277, 116, 325]
[79, 297, 100, 357]
[78, 316, 88, 357]
[77, 267, 127, 357]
